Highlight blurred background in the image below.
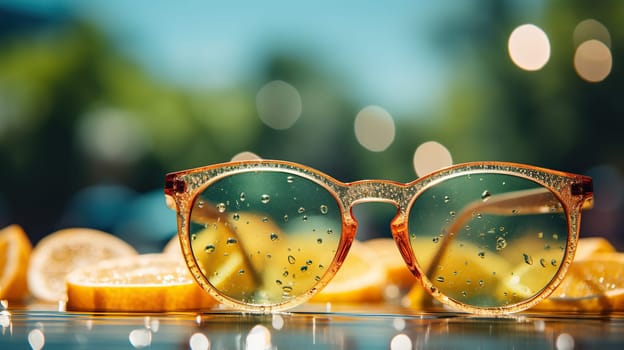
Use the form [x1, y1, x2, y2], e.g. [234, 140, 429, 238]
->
[1, 0, 622, 252]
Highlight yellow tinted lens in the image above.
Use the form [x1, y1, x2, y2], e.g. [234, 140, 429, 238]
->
[188, 171, 342, 306]
[408, 173, 568, 308]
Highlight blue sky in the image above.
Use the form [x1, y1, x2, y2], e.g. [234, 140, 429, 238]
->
[3, 0, 467, 114]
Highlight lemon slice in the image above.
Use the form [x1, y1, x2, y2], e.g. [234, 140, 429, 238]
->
[310, 240, 387, 303]
[28, 228, 138, 302]
[0, 225, 33, 300]
[66, 254, 218, 312]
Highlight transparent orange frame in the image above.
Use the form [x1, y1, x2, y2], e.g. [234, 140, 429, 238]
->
[164, 160, 593, 315]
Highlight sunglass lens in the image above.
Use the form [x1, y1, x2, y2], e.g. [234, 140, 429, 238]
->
[408, 173, 568, 308]
[188, 171, 342, 306]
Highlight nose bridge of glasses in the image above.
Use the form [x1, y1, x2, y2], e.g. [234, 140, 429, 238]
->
[343, 179, 410, 241]
[344, 180, 407, 208]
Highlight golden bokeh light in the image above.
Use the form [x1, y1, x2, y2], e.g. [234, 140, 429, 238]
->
[574, 39, 612, 83]
[231, 151, 262, 162]
[574, 19, 611, 48]
[413, 141, 453, 177]
[354, 105, 395, 152]
[508, 24, 551, 71]
[256, 80, 302, 130]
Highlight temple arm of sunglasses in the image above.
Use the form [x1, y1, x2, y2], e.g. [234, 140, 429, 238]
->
[424, 187, 592, 281]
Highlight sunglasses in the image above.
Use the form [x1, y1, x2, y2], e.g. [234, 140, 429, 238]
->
[164, 160, 593, 315]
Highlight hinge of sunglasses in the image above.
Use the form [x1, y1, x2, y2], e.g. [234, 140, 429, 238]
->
[164, 176, 187, 194]
[571, 178, 594, 210]
[571, 178, 593, 196]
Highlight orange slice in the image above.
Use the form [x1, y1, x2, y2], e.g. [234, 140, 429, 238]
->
[310, 240, 387, 303]
[532, 252, 624, 312]
[403, 237, 512, 310]
[66, 254, 218, 312]
[28, 228, 138, 302]
[364, 238, 415, 289]
[573, 236, 615, 261]
[0, 225, 33, 300]
[163, 234, 183, 259]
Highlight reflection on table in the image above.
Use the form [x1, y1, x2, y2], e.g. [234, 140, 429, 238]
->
[1, 302, 623, 349]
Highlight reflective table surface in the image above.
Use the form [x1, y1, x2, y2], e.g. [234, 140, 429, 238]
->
[1, 302, 623, 349]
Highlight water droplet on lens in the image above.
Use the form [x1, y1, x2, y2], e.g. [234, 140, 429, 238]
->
[288, 255, 296, 264]
[552, 233, 559, 240]
[479, 280, 485, 287]
[298, 207, 305, 214]
[327, 229, 333, 235]
[227, 238, 238, 245]
[540, 258, 546, 267]
[283, 271, 289, 277]
[316, 238, 323, 244]
[239, 192, 246, 202]
[551, 259, 557, 266]
[302, 215, 308, 221]
[449, 211, 456, 217]
[205, 245, 215, 253]
[481, 190, 491, 201]
[257, 195, 271, 205]
[283, 214, 289, 222]
[523, 253, 533, 265]
[436, 276, 445, 283]
[478, 251, 486, 259]
[443, 195, 450, 203]
[496, 237, 507, 251]
[262, 217, 268, 223]
[320, 205, 328, 214]
[275, 279, 282, 285]
[300, 266, 308, 272]
[432, 237, 440, 243]
[270, 233, 279, 241]
[282, 286, 293, 295]
[537, 232, 544, 239]
[306, 259, 313, 265]
[286, 176, 294, 183]
[239, 269, 245, 275]
[232, 213, 240, 221]
[216, 203, 226, 213]
[191, 234, 197, 241]
[197, 200, 205, 208]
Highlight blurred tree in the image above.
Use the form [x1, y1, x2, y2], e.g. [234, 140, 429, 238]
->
[419, 0, 624, 247]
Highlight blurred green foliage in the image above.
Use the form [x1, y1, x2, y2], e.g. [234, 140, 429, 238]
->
[0, 1, 622, 249]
